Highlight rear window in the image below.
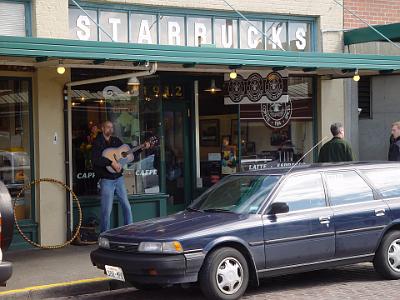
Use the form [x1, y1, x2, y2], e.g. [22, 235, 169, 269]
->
[325, 171, 374, 206]
[363, 168, 400, 199]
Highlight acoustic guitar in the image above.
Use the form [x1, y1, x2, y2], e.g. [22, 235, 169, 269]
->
[102, 136, 159, 173]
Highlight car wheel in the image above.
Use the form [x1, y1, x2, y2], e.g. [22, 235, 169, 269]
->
[374, 230, 400, 279]
[199, 247, 249, 300]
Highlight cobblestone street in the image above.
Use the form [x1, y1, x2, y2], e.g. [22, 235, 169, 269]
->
[59, 263, 400, 300]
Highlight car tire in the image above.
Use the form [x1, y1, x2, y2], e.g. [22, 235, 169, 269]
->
[374, 230, 400, 279]
[199, 247, 249, 300]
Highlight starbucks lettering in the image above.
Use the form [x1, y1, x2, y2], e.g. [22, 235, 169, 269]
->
[69, 8, 312, 51]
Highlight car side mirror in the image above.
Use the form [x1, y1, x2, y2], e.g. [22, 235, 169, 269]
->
[269, 202, 289, 215]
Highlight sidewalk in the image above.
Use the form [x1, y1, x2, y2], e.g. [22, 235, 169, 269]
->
[0, 245, 120, 299]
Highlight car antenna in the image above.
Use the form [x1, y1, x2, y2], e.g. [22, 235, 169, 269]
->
[285, 136, 329, 175]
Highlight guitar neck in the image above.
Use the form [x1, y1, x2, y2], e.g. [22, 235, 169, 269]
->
[127, 144, 144, 155]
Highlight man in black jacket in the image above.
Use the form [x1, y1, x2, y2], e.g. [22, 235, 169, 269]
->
[389, 122, 400, 161]
[92, 121, 149, 232]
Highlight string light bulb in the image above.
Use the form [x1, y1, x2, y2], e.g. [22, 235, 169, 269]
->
[229, 70, 237, 80]
[353, 69, 360, 82]
[57, 60, 66, 75]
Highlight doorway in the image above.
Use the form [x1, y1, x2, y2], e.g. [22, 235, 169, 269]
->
[163, 100, 191, 214]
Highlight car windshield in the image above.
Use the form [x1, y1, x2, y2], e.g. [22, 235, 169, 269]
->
[190, 175, 281, 214]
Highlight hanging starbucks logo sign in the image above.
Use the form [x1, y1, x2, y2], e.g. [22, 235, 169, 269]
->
[224, 71, 288, 105]
[246, 73, 264, 102]
[261, 99, 292, 129]
[227, 74, 246, 103]
[265, 72, 284, 101]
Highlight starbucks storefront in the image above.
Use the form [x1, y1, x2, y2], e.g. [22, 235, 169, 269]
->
[1, 1, 400, 247]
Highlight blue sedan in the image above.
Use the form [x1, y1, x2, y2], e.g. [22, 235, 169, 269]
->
[91, 162, 400, 300]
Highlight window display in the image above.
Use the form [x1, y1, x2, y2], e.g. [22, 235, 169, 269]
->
[240, 76, 315, 171]
[0, 78, 32, 220]
[70, 73, 161, 197]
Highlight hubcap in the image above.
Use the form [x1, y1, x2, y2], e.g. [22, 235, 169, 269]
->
[388, 238, 400, 273]
[215, 257, 243, 295]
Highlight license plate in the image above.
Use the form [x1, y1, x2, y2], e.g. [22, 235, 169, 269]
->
[105, 265, 125, 282]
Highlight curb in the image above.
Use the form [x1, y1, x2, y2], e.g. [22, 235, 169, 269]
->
[0, 277, 127, 300]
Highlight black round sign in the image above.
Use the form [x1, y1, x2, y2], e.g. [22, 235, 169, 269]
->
[227, 74, 246, 103]
[246, 73, 264, 102]
[265, 72, 284, 102]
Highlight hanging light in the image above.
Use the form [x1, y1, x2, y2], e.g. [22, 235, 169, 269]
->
[57, 60, 66, 75]
[204, 79, 222, 93]
[353, 69, 360, 82]
[128, 76, 140, 96]
[229, 70, 237, 80]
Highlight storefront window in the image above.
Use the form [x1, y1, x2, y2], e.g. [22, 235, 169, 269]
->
[289, 22, 311, 51]
[198, 77, 239, 189]
[240, 20, 264, 50]
[99, 11, 128, 42]
[187, 17, 212, 46]
[130, 13, 157, 44]
[159, 16, 185, 46]
[240, 76, 315, 171]
[214, 19, 238, 49]
[0, 1, 26, 37]
[70, 72, 161, 197]
[69, 8, 98, 41]
[0, 78, 32, 220]
[265, 21, 287, 50]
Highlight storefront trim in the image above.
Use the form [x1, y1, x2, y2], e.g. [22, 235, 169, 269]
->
[72, 194, 168, 228]
[1, 36, 400, 71]
[344, 23, 400, 45]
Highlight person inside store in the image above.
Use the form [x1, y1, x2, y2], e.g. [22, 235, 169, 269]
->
[318, 122, 354, 163]
[388, 121, 400, 161]
[221, 136, 237, 175]
[92, 120, 150, 232]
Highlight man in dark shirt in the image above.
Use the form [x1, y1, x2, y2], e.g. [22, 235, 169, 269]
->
[92, 121, 149, 232]
[318, 122, 354, 163]
[388, 122, 400, 161]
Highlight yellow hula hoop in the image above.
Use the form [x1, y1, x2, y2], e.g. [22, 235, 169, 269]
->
[14, 178, 83, 249]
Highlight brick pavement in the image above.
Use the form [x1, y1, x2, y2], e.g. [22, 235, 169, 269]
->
[57, 263, 400, 300]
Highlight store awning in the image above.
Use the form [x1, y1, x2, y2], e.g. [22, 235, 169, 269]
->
[1, 35, 400, 74]
[344, 23, 400, 45]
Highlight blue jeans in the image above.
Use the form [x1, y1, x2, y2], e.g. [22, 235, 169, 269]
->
[100, 176, 133, 232]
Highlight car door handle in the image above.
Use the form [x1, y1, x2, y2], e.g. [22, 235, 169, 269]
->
[375, 209, 386, 217]
[319, 216, 331, 224]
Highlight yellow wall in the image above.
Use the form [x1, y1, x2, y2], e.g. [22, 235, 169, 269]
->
[319, 79, 345, 143]
[34, 67, 71, 244]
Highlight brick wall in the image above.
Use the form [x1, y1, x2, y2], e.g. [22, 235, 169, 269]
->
[344, 0, 400, 29]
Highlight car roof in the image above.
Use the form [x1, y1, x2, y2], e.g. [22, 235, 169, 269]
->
[238, 161, 400, 176]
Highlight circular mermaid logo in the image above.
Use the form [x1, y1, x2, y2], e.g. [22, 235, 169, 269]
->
[261, 99, 292, 128]
[227, 75, 246, 103]
[265, 72, 284, 102]
[246, 73, 263, 102]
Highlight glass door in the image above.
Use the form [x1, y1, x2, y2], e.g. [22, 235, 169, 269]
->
[163, 100, 191, 214]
